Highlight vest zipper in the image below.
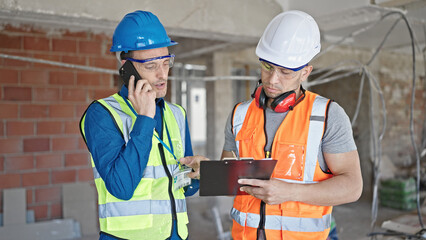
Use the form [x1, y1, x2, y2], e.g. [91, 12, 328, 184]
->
[263, 109, 269, 156]
[265, 151, 270, 158]
[257, 201, 267, 240]
[158, 143, 178, 238]
[257, 109, 267, 239]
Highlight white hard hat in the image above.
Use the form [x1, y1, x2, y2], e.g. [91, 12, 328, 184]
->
[256, 10, 321, 69]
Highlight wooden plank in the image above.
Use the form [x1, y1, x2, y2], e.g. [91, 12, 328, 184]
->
[381, 220, 420, 235]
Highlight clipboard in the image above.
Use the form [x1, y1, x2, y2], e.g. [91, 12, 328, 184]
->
[199, 159, 277, 196]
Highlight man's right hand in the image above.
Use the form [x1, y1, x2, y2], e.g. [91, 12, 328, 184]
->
[127, 76, 156, 118]
[179, 155, 209, 179]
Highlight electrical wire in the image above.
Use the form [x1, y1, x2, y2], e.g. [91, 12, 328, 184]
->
[366, 17, 402, 66]
[310, 7, 424, 236]
[305, 68, 360, 87]
[308, 59, 364, 87]
[360, 15, 400, 233]
[351, 67, 366, 127]
[422, 23, 426, 159]
[368, 230, 426, 239]
[366, 68, 387, 232]
[311, 59, 364, 76]
[368, 69, 379, 235]
[379, 10, 425, 230]
[314, 13, 388, 60]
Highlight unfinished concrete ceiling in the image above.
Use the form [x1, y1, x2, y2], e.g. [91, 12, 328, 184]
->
[0, 0, 280, 60]
[279, 0, 426, 53]
[0, 0, 425, 58]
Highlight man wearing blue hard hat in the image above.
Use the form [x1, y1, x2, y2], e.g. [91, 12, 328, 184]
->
[80, 10, 206, 240]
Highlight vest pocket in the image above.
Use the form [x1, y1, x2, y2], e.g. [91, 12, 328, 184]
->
[273, 143, 305, 180]
[235, 127, 256, 150]
[106, 214, 153, 231]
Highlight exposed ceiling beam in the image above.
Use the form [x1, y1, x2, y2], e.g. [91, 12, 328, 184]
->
[178, 43, 234, 59]
[375, 0, 426, 9]
[166, 28, 258, 44]
[0, 9, 260, 45]
[0, 9, 116, 34]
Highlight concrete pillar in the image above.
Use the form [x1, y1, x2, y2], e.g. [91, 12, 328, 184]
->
[205, 51, 233, 159]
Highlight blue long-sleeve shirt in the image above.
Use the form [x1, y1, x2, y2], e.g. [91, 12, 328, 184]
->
[83, 86, 198, 240]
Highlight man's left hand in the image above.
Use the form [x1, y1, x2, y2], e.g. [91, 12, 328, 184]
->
[179, 155, 209, 179]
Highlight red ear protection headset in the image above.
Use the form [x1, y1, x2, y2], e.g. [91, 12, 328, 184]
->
[252, 81, 305, 112]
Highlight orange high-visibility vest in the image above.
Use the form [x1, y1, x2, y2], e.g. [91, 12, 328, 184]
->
[231, 91, 333, 240]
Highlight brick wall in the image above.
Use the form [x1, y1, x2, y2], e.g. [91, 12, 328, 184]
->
[0, 24, 119, 221]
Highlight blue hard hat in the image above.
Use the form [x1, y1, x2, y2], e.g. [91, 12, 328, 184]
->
[110, 10, 177, 52]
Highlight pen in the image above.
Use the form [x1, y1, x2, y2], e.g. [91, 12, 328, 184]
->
[231, 151, 240, 160]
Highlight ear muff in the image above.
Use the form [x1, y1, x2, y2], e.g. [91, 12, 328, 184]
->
[254, 86, 268, 109]
[253, 85, 297, 113]
[271, 91, 296, 112]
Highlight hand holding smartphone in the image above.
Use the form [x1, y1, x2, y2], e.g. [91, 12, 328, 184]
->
[119, 60, 142, 88]
[120, 60, 156, 118]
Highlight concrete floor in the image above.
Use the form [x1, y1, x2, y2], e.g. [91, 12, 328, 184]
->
[77, 195, 419, 240]
[185, 194, 418, 240]
[332, 196, 407, 240]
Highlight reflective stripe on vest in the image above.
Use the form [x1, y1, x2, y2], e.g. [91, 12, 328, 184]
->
[168, 103, 186, 157]
[304, 96, 328, 182]
[232, 101, 250, 158]
[231, 208, 331, 232]
[99, 199, 187, 218]
[102, 96, 131, 143]
[92, 164, 179, 181]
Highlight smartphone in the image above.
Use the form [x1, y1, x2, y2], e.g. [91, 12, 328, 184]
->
[119, 60, 142, 88]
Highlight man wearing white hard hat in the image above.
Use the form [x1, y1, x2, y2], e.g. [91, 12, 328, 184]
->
[221, 10, 363, 239]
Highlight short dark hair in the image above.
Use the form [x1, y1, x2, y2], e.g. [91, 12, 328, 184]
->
[120, 51, 133, 60]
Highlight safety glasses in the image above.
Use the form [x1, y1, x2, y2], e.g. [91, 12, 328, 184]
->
[259, 58, 307, 80]
[127, 54, 175, 72]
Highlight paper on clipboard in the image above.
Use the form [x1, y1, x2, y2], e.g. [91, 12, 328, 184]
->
[199, 159, 277, 196]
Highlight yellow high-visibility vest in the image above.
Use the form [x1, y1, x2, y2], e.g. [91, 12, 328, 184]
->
[80, 93, 188, 240]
